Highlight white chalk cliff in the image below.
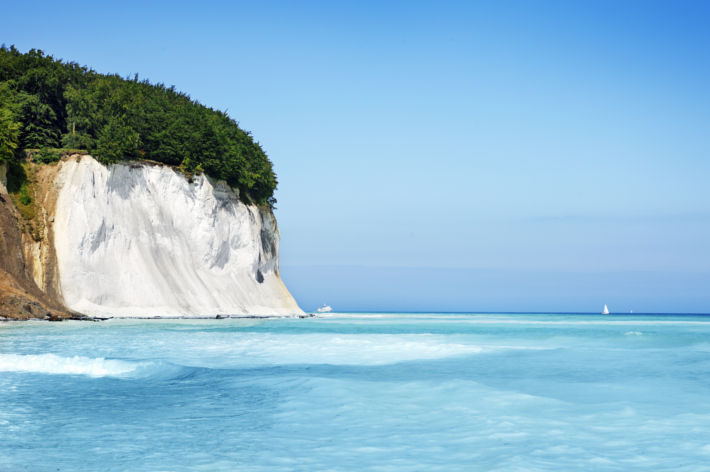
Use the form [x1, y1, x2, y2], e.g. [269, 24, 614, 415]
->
[52, 155, 302, 317]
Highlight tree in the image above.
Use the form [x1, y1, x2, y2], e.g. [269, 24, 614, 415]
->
[62, 84, 97, 149]
[0, 45, 279, 205]
[0, 107, 20, 162]
[17, 93, 60, 148]
[0, 83, 20, 162]
[95, 117, 141, 164]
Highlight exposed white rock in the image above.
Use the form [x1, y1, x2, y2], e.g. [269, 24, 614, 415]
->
[53, 155, 303, 317]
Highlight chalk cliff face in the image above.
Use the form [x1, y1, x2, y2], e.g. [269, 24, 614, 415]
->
[51, 155, 302, 317]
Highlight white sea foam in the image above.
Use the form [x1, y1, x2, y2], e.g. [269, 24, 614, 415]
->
[0, 353, 141, 378]
[170, 333, 485, 367]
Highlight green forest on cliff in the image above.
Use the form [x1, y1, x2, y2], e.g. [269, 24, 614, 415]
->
[0, 46, 276, 205]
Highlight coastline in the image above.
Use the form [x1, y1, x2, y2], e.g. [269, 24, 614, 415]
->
[0, 313, 316, 322]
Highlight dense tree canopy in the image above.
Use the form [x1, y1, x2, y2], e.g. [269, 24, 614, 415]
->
[0, 46, 277, 205]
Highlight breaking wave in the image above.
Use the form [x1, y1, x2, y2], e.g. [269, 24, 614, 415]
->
[0, 353, 148, 378]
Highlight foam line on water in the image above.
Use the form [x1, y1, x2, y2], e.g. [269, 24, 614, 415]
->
[319, 314, 710, 326]
[0, 353, 144, 378]
[169, 333, 486, 367]
[456, 320, 710, 326]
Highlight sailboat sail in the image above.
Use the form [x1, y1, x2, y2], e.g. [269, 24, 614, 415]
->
[602, 304, 610, 315]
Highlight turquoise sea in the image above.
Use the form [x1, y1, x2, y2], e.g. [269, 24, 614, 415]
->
[2, 313, 710, 471]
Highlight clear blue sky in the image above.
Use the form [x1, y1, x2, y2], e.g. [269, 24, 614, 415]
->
[4, 1, 710, 312]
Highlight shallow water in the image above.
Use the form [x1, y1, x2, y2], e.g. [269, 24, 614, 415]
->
[2, 313, 710, 471]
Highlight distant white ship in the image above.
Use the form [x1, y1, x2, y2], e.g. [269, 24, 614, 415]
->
[317, 304, 333, 313]
[602, 304, 610, 315]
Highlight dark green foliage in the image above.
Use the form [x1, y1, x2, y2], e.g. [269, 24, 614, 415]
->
[17, 93, 61, 148]
[34, 147, 62, 163]
[5, 157, 27, 194]
[95, 117, 141, 164]
[0, 83, 20, 162]
[5, 159, 35, 220]
[0, 107, 20, 162]
[61, 131, 94, 149]
[0, 45, 277, 205]
[17, 182, 32, 205]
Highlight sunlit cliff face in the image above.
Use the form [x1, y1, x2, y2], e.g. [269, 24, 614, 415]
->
[53, 155, 302, 317]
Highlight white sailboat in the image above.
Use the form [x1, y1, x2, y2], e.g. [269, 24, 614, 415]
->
[317, 304, 333, 313]
[602, 304, 610, 315]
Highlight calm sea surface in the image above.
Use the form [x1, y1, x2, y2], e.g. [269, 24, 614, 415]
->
[2, 313, 710, 471]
